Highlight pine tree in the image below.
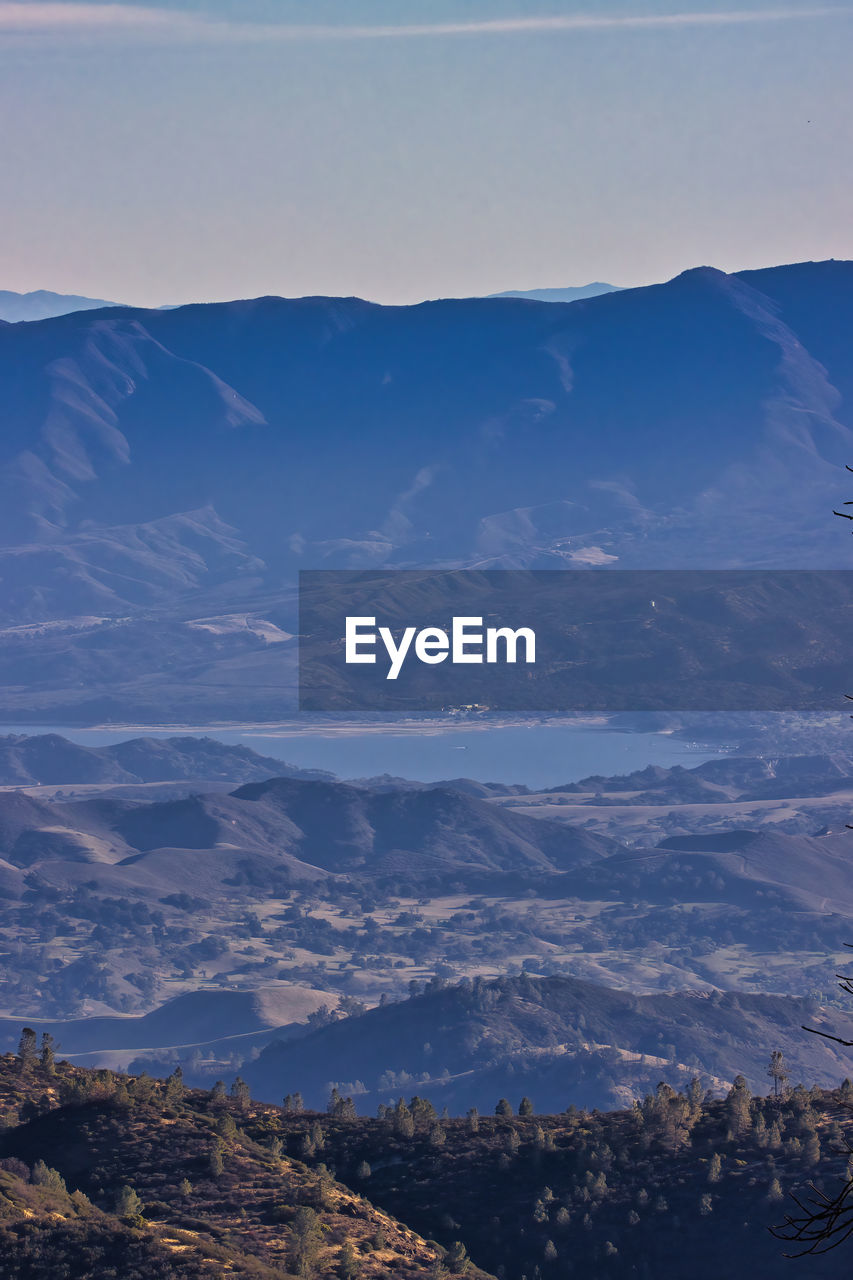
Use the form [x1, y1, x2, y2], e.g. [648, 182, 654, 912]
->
[291, 1205, 323, 1276]
[768, 1051, 790, 1099]
[231, 1076, 251, 1112]
[446, 1241, 470, 1274]
[725, 1075, 753, 1139]
[209, 1139, 225, 1178]
[429, 1123, 447, 1148]
[217, 1113, 237, 1140]
[32, 1160, 66, 1192]
[165, 1065, 184, 1103]
[17, 1027, 37, 1070]
[519, 1096, 534, 1116]
[39, 1032, 56, 1074]
[687, 1076, 704, 1116]
[393, 1099, 415, 1138]
[339, 1240, 360, 1280]
[115, 1185, 142, 1219]
[803, 1132, 821, 1166]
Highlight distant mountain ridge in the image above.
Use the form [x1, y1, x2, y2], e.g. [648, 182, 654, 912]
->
[1, 259, 852, 719]
[0, 732, 330, 787]
[0, 289, 121, 322]
[488, 281, 622, 302]
[0, 283, 622, 323]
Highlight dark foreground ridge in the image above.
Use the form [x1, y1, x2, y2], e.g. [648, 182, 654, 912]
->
[0, 1052, 476, 1279]
[1, 1050, 852, 1278]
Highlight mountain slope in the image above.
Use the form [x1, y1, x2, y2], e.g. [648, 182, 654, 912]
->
[1, 261, 852, 717]
[227, 777, 616, 881]
[0, 775, 617, 892]
[0, 1056, 470, 1279]
[0, 732, 328, 787]
[242, 972, 853, 1113]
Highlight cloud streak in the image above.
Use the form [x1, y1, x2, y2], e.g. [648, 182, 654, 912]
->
[0, 3, 847, 42]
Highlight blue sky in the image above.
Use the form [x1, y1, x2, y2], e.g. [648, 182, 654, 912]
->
[2, 1, 852, 305]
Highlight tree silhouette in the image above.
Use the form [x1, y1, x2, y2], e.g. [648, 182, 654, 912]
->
[768, 1050, 790, 1100]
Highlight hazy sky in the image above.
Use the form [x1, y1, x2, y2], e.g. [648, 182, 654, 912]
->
[2, 0, 852, 305]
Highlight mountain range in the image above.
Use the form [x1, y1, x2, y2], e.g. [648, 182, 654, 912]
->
[0, 281, 620, 323]
[1, 260, 852, 719]
[488, 281, 622, 302]
[0, 289, 120, 323]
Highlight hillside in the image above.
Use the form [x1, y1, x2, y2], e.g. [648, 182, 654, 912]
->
[1, 261, 852, 718]
[500, 750, 853, 842]
[270, 1076, 853, 1280]
[0, 732, 330, 788]
[0, 987, 332, 1067]
[241, 973, 853, 1114]
[0, 774, 616, 891]
[1, 1051, 852, 1279]
[0, 1054, 469, 1279]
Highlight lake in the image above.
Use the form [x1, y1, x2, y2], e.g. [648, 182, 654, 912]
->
[0, 721, 720, 790]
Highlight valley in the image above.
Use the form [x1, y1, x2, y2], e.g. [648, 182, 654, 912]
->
[0, 732, 850, 1117]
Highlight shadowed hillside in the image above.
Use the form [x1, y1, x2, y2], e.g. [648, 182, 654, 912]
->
[1, 262, 853, 718]
[242, 972, 853, 1114]
[1, 1050, 851, 1279]
[0, 1053, 471, 1279]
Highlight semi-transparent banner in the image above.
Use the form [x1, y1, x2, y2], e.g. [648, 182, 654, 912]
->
[298, 569, 853, 712]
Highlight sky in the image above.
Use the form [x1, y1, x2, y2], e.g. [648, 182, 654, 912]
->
[2, 0, 852, 306]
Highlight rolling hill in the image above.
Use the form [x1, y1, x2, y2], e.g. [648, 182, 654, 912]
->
[242, 971, 853, 1113]
[0, 732, 329, 788]
[0, 774, 617, 894]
